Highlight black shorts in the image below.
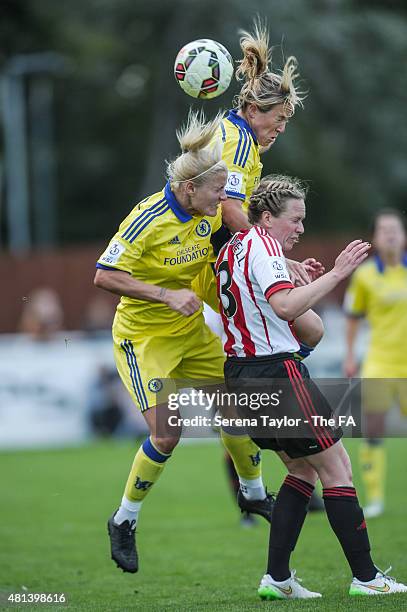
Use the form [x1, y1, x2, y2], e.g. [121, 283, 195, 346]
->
[224, 354, 342, 459]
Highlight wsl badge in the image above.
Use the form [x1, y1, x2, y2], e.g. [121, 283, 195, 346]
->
[226, 171, 243, 193]
[100, 240, 125, 265]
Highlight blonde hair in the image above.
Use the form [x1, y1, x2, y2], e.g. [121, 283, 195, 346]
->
[235, 19, 305, 116]
[248, 174, 308, 224]
[166, 110, 228, 186]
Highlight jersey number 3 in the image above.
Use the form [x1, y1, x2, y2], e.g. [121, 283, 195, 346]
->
[217, 261, 237, 319]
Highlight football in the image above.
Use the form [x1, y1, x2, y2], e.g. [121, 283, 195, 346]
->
[174, 39, 234, 99]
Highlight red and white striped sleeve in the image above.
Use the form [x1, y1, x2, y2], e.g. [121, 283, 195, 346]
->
[250, 227, 294, 300]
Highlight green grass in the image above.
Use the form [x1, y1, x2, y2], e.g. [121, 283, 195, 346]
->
[1, 438, 406, 611]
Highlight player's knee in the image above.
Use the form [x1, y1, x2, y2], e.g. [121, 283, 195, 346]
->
[289, 467, 318, 486]
[151, 435, 180, 454]
[317, 444, 353, 487]
[285, 458, 318, 486]
[341, 447, 353, 483]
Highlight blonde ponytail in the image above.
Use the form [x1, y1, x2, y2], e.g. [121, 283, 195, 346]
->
[236, 19, 271, 82]
[236, 19, 306, 116]
[167, 109, 227, 186]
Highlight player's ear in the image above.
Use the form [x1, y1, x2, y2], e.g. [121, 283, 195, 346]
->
[246, 103, 258, 120]
[261, 210, 273, 228]
[184, 181, 196, 196]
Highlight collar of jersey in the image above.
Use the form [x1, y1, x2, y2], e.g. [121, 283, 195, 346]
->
[164, 181, 192, 223]
[226, 109, 258, 144]
[374, 252, 407, 273]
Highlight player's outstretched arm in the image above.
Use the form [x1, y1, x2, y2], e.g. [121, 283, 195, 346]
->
[94, 269, 201, 316]
[269, 240, 370, 321]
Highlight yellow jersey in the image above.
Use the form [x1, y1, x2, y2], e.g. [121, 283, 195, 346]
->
[216, 109, 262, 213]
[96, 182, 222, 338]
[192, 110, 262, 305]
[344, 255, 407, 375]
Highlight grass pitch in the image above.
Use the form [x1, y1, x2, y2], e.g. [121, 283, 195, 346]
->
[1, 438, 406, 611]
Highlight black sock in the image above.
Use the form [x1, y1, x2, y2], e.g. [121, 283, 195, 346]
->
[267, 475, 314, 581]
[323, 486, 376, 582]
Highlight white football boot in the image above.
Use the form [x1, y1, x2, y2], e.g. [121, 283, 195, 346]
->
[258, 570, 322, 600]
[349, 567, 407, 596]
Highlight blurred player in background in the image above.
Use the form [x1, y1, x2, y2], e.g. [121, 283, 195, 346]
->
[218, 175, 407, 599]
[19, 287, 64, 341]
[343, 208, 407, 518]
[94, 110, 273, 574]
[194, 20, 325, 515]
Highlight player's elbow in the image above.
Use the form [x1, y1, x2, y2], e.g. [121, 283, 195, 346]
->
[94, 269, 110, 290]
[270, 300, 294, 321]
[276, 307, 294, 321]
[268, 291, 298, 321]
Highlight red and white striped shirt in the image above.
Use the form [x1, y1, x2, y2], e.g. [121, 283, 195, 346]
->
[215, 226, 300, 357]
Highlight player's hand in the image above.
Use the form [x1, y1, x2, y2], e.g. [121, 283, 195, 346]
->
[164, 289, 201, 316]
[333, 240, 371, 280]
[286, 259, 311, 286]
[302, 258, 325, 281]
[343, 354, 359, 378]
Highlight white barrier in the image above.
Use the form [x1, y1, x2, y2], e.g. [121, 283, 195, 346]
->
[0, 332, 115, 449]
[1, 311, 405, 449]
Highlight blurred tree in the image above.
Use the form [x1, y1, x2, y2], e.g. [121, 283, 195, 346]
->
[0, 0, 406, 246]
